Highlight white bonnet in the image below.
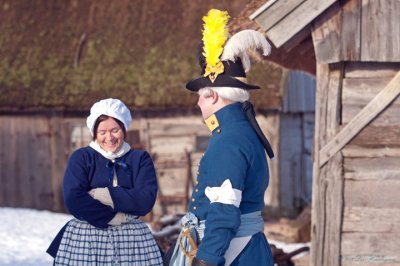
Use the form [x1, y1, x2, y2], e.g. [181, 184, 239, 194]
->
[86, 98, 132, 136]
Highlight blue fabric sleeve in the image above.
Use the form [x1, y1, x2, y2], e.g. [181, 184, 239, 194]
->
[196, 140, 250, 265]
[108, 151, 158, 216]
[63, 149, 116, 228]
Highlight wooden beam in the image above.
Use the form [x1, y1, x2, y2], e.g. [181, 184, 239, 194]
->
[311, 63, 343, 266]
[250, 0, 305, 32]
[262, 0, 337, 48]
[319, 71, 400, 167]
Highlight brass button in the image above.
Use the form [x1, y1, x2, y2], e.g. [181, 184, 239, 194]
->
[196, 180, 199, 184]
[216, 129, 221, 133]
[192, 198, 195, 202]
[195, 189, 199, 192]
[193, 206, 197, 210]
[197, 171, 200, 175]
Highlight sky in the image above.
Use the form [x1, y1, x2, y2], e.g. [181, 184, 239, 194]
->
[0, 207, 309, 266]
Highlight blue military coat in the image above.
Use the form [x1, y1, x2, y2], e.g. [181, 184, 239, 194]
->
[189, 102, 274, 265]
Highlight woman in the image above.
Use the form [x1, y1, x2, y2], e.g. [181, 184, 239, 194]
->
[47, 98, 162, 265]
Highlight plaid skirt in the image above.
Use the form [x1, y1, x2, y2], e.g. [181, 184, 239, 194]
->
[54, 218, 162, 266]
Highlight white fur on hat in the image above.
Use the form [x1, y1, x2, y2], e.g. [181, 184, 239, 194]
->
[86, 98, 132, 136]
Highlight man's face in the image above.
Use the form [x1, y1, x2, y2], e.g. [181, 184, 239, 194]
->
[197, 91, 214, 119]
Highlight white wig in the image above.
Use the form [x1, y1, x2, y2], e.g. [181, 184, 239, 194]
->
[199, 87, 250, 103]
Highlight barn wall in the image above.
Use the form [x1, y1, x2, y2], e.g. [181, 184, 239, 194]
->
[340, 63, 400, 265]
[312, 0, 400, 64]
[0, 112, 279, 219]
[0, 116, 75, 212]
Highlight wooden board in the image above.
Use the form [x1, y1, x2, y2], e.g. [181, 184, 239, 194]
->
[251, 0, 305, 31]
[344, 179, 400, 209]
[319, 71, 400, 166]
[311, 63, 344, 266]
[344, 156, 400, 181]
[264, 0, 337, 48]
[343, 206, 400, 233]
[312, 1, 361, 64]
[348, 125, 400, 146]
[342, 146, 400, 158]
[345, 62, 400, 78]
[341, 232, 400, 260]
[361, 0, 400, 61]
[342, 77, 400, 126]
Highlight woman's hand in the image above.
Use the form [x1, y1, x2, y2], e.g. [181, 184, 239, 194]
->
[89, 187, 114, 208]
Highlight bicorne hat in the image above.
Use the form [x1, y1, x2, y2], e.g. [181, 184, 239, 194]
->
[186, 9, 271, 92]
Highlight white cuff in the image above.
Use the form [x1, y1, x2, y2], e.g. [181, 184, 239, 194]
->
[205, 179, 242, 208]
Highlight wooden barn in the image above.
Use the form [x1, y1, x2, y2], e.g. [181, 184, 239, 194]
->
[233, 0, 400, 265]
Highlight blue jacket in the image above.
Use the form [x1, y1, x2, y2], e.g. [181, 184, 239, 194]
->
[63, 147, 158, 228]
[189, 103, 270, 265]
[47, 147, 158, 257]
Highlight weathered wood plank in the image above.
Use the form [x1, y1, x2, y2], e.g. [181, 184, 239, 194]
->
[342, 78, 395, 104]
[251, 0, 305, 31]
[50, 117, 69, 212]
[311, 63, 343, 266]
[349, 125, 400, 146]
[343, 147, 400, 158]
[342, 232, 400, 258]
[312, 2, 342, 63]
[311, 64, 329, 266]
[345, 62, 400, 78]
[319, 71, 400, 166]
[29, 118, 51, 209]
[339, 0, 361, 61]
[361, 0, 400, 61]
[343, 103, 400, 126]
[266, 0, 337, 48]
[344, 179, 400, 208]
[156, 167, 187, 195]
[312, 0, 361, 63]
[151, 135, 194, 155]
[342, 77, 400, 125]
[344, 157, 400, 181]
[149, 123, 208, 137]
[341, 256, 400, 266]
[343, 206, 400, 233]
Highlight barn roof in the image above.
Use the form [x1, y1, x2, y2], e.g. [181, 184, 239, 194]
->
[230, 0, 323, 75]
[0, 0, 284, 112]
[243, 0, 400, 68]
[250, 0, 337, 49]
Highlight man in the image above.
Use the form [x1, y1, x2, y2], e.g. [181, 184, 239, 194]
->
[167, 9, 275, 266]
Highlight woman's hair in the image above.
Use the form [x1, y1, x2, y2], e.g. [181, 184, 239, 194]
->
[92, 115, 126, 141]
[199, 86, 250, 102]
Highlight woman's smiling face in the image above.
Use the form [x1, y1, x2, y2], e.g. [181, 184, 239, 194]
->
[95, 117, 124, 153]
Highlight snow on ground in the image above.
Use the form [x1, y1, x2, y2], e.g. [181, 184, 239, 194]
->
[0, 207, 309, 266]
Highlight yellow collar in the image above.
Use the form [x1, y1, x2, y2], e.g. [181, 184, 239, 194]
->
[204, 114, 219, 132]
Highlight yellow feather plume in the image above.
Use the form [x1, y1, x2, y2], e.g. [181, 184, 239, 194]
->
[202, 9, 230, 80]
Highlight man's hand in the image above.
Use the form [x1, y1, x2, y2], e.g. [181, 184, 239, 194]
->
[192, 257, 216, 266]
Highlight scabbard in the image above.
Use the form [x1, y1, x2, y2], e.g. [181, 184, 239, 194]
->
[242, 101, 274, 159]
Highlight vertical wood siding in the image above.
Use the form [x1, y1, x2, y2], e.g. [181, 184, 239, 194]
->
[312, 0, 400, 64]
[340, 63, 400, 265]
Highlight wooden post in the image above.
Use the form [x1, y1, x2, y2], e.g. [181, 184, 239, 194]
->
[311, 64, 344, 266]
